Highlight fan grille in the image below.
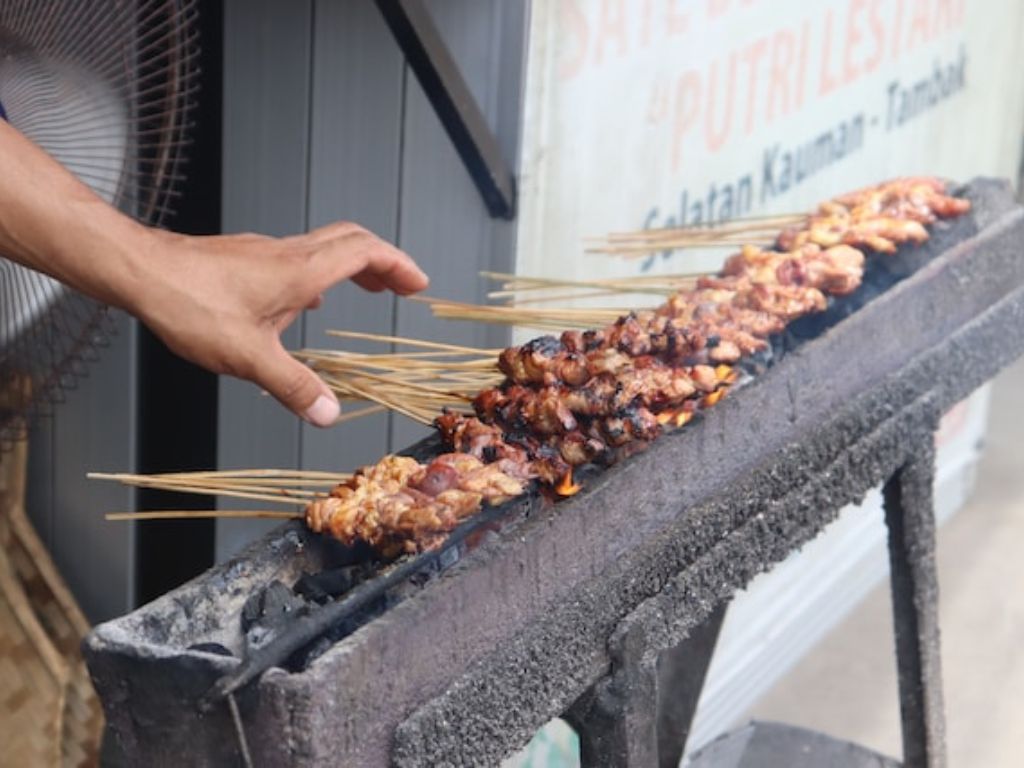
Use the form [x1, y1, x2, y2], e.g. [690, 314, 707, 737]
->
[0, 0, 198, 446]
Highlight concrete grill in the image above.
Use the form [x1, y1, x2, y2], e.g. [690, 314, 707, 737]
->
[85, 179, 1024, 767]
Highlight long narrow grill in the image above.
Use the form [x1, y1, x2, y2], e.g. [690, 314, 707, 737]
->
[84, 179, 1024, 767]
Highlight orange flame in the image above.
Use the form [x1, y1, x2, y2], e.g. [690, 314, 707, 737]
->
[555, 469, 582, 497]
[673, 410, 694, 427]
[657, 408, 694, 428]
[703, 389, 726, 408]
[714, 364, 739, 385]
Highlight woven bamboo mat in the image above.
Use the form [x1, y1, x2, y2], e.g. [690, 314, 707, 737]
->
[0, 440, 104, 767]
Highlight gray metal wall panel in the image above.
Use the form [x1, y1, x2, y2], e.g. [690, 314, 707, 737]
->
[47, 314, 137, 622]
[300, 0, 404, 472]
[26, 409, 54, 547]
[391, 0, 526, 448]
[215, 0, 528, 554]
[217, 0, 312, 559]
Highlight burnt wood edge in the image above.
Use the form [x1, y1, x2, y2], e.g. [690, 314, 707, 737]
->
[389, 273, 1024, 764]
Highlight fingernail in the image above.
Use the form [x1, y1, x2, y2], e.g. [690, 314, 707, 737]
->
[304, 395, 340, 427]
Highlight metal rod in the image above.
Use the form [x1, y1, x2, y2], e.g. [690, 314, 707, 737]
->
[375, 0, 516, 219]
[883, 439, 948, 768]
[226, 693, 254, 768]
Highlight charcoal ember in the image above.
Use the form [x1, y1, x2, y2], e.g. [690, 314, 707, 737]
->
[283, 607, 388, 671]
[319, 537, 379, 568]
[241, 580, 311, 651]
[287, 636, 334, 670]
[293, 563, 375, 604]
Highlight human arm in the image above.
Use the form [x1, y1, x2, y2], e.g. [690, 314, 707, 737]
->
[0, 119, 428, 425]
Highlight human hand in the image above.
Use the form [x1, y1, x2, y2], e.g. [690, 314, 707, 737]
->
[129, 223, 428, 426]
[0, 120, 423, 425]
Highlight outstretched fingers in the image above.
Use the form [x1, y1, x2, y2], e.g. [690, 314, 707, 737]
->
[301, 222, 428, 297]
[255, 338, 340, 427]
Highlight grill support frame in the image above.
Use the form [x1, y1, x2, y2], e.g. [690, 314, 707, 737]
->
[561, 415, 949, 768]
[885, 440, 947, 768]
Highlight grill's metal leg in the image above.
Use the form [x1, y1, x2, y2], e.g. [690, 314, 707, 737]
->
[656, 605, 726, 768]
[567, 622, 659, 767]
[567, 607, 724, 768]
[883, 440, 947, 768]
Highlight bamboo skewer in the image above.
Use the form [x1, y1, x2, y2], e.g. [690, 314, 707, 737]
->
[294, 257, 743, 426]
[603, 213, 804, 235]
[95, 214, 802, 523]
[589, 212, 806, 242]
[95, 210, 790, 523]
[585, 214, 807, 256]
[336, 404, 388, 424]
[323, 375, 437, 426]
[324, 329, 501, 356]
[88, 473, 329, 506]
[482, 271, 703, 301]
[589, 224, 802, 257]
[103, 468, 352, 480]
[105, 510, 304, 521]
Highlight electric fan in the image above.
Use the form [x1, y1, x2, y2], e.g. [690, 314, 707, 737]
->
[0, 0, 199, 447]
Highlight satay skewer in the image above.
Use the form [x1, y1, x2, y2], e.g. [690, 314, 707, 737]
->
[592, 212, 806, 240]
[93, 178, 972, 554]
[106, 510, 302, 521]
[88, 474, 318, 505]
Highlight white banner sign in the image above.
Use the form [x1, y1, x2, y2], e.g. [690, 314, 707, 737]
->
[516, 0, 1024, 282]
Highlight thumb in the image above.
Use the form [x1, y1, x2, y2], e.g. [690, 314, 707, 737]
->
[258, 343, 340, 427]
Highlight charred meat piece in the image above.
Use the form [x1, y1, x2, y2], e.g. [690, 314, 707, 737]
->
[697, 275, 827, 322]
[660, 292, 785, 339]
[722, 244, 865, 296]
[778, 177, 968, 252]
[434, 411, 534, 470]
[480, 359, 705, 423]
[305, 452, 525, 554]
[473, 385, 578, 435]
[499, 321, 705, 387]
[590, 405, 662, 447]
[497, 335, 589, 387]
[831, 176, 970, 221]
[772, 208, 933, 254]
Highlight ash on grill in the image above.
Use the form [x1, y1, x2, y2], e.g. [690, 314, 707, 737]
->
[212, 538, 469, 670]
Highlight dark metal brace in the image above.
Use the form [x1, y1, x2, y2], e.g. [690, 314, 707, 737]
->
[566, 419, 948, 768]
[375, 0, 517, 219]
[656, 607, 728, 768]
[566, 604, 727, 767]
[883, 438, 948, 768]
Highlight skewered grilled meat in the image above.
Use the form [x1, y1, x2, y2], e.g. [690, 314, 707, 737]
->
[435, 411, 572, 484]
[830, 176, 970, 222]
[498, 249, 848, 382]
[498, 321, 706, 386]
[693, 275, 828, 322]
[303, 176, 970, 556]
[721, 243, 865, 296]
[476, 358, 713, 431]
[305, 453, 525, 554]
[778, 177, 969, 252]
